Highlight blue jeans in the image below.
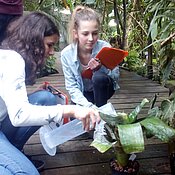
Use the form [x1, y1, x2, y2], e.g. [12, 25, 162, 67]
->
[0, 90, 57, 174]
[84, 71, 115, 107]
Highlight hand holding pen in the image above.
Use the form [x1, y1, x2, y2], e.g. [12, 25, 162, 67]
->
[88, 57, 101, 71]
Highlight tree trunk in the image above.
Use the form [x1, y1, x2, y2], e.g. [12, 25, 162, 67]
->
[121, 0, 127, 50]
[147, 33, 153, 79]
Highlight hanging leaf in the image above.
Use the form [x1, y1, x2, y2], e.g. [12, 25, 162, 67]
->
[90, 120, 116, 153]
[118, 123, 144, 154]
[150, 21, 158, 41]
[66, 0, 74, 12]
[90, 140, 113, 153]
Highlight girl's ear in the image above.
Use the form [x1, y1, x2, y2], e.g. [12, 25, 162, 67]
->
[73, 29, 78, 39]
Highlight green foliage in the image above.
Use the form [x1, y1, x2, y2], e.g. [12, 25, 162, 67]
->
[124, 50, 147, 76]
[38, 56, 58, 78]
[23, 0, 175, 82]
[24, 0, 64, 50]
[91, 97, 175, 167]
[144, 0, 175, 83]
[146, 0, 175, 42]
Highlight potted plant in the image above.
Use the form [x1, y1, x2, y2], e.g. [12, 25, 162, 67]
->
[90, 97, 175, 175]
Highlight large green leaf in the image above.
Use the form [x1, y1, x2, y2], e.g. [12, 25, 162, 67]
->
[99, 112, 129, 126]
[118, 123, 144, 154]
[141, 117, 175, 142]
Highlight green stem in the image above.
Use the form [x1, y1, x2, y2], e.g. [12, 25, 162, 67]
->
[114, 145, 129, 167]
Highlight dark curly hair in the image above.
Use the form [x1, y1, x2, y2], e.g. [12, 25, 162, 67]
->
[1, 12, 59, 85]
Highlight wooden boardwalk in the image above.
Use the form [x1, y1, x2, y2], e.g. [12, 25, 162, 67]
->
[26, 68, 172, 175]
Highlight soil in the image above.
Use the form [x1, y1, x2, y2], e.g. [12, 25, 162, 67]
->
[110, 158, 140, 175]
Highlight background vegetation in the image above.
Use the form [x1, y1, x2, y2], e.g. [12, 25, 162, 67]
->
[24, 0, 175, 87]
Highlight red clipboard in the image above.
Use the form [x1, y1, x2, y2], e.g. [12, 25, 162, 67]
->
[81, 47, 128, 79]
[96, 47, 128, 70]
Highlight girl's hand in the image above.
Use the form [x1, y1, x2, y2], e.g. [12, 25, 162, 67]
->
[62, 105, 101, 132]
[74, 106, 100, 131]
[88, 58, 101, 71]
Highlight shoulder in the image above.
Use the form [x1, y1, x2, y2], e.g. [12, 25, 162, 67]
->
[61, 44, 73, 55]
[0, 50, 25, 80]
[97, 40, 111, 47]
[61, 43, 77, 59]
[0, 49, 24, 64]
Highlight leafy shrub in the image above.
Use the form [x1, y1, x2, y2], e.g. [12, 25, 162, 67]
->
[124, 50, 147, 76]
[37, 56, 58, 78]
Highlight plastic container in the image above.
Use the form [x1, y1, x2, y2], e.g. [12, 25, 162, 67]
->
[39, 102, 116, 156]
[39, 119, 86, 156]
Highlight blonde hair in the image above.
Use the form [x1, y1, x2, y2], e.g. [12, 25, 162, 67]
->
[68, 5, 100, 43]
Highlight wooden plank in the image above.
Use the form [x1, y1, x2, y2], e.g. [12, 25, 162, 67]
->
[39, 158, 171, 175]
[30, 143, 171, 175]
[24, 136, 166, 156]
[40, 163, 111, 175]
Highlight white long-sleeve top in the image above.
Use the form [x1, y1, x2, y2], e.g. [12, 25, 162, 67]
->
[0, 49, 63, 126]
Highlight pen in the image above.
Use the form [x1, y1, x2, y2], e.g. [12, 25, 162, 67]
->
[94, 58, 101, 63]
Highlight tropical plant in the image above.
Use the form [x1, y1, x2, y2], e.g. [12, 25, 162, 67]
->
[90, 97, 175, 174]
[144, 0, 175, 83]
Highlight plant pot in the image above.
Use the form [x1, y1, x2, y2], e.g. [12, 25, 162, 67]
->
[110, 158, 139, 175]
[168, 140, 175, 175]
[169, 153, 175, 175]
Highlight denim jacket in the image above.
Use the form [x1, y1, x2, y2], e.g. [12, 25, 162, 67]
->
[61, 40, 120, 107]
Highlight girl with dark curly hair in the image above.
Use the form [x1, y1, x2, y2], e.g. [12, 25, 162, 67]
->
[0, 12, 100, 174]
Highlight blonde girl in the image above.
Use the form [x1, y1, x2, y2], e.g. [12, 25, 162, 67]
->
[61, 5, 120, 108]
